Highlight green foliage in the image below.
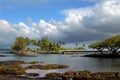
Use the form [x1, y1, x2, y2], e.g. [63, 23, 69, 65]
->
[103, 34, 120, 54]
[41, 36, 51, 51]
[89, 34, 120, 54]
[11, 36, 65, 52]
[11, 36, 30, 51]
[77, 47, 86, 50]
[74, 43, 86, 50]
[36, 36, 65, 52]
[89, 41, 104, 51]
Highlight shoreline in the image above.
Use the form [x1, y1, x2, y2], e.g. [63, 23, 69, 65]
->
[11, 51, 62, 54]
[45, 70, 120, 80]
[0, 60, 120, 80]
[0, 70, 120, 80]
[84, 54, 120, 58]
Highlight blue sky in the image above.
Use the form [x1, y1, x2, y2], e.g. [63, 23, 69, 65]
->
[0, 0, 120, 48]
[0, 0, 96, 23]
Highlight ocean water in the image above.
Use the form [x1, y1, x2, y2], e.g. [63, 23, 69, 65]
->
[0, 52, 120, 77]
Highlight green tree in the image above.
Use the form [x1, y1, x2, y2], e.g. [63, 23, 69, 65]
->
[56, 41, 65, 50]
[82, 43, 86, 47]
[31, 39, 38, 46]
[25, 37, 31, 45]
[89, 41, 104, 51]
[103, 34, 120, 54]
[75, 43, 79, 50]
[40, 36, 50, 51]
[35, 37, 65, 52]
[12, 36, 65, 52]
[75, 43, 85, 50]
[11, 36, 30, 51]
[89, 34, 120, 55]
[89, 41, 105, 54]
[51, 42, 59, 52]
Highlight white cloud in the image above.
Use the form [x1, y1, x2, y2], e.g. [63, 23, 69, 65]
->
[0, 20, 18, 46]
[1, 0, 120, 47]
[0, 20, 40, 47]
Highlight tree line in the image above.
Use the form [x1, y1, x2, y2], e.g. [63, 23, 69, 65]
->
[11, 36, 65, 52]
[13, 34, 120, 54]
[89, 34, 120, 55]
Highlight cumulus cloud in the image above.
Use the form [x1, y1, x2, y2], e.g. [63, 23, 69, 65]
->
[0, 20, 40, 47]
[55, 0, 120, 42]
[0, 0, 120, 47]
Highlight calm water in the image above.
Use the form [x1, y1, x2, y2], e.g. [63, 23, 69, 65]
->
[0, 52, 120, 77]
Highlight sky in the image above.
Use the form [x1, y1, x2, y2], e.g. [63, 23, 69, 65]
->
[0, 0, 120, 48]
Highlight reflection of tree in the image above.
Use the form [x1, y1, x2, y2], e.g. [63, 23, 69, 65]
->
[111, 63, 120, 68]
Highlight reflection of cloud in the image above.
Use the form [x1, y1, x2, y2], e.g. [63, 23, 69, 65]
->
[0, 0, 120, 47]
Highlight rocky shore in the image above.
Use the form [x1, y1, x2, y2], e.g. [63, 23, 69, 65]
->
[0, 70, 119, 80]
[46, 70, 120, 80]
[0, 60, 120, 80]
[0, 60, 69, 79]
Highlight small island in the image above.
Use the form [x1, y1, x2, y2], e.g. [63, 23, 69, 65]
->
[11, 36, 86, 54]
[11, 36, 65, 54]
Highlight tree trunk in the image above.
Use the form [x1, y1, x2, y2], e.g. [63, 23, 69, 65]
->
[111, 50, 118, 55]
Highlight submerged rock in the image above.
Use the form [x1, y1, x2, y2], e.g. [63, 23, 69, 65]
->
[25, 73, 39, 77]
[0, 61, 26, 75]
[0, 55, 7, 57]
[28, 61, 39, 64]
[25, 64, 69, 70]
